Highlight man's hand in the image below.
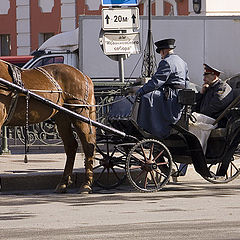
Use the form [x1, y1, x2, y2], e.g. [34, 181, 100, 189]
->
[125, 86, 141, 96]
[201, 83, 209, 94]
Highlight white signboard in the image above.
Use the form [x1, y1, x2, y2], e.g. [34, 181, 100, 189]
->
[102, 8, 139, 30]
[103, 32, 140, 55]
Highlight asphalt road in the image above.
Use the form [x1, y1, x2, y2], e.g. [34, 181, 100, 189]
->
[1, 177, 240, 240]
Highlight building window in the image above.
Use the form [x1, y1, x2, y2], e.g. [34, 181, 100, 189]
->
[39, 33, 54, 47]
[0, 34, 11, 56]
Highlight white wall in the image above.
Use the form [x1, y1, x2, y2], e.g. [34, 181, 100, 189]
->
[155, 0, 164, 16]
[189, 0, 240, 16]
[206, 0, 240, 15]
[38, 0, 54, 12]
[61, 0, 76, 32]
[85, 0, 99, 10]
[0, 0, 10, 14]
[79, 16, 240, 85]
[16, 0, 31, 55]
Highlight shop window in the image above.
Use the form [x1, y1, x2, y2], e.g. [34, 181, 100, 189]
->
[0, 34, 10, 56]
[39, 32, 54, 46]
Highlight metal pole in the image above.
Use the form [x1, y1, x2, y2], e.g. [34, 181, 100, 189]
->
[118, 55, 125, 83]
[147, 0, 152, 77]
[1, 126, 11, 155]
[141, 0, 155, 78]
[118, 29, 125, 83]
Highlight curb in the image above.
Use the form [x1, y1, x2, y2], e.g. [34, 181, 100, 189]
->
[0, 171, 85, 192]
[0, 170, 129, 192]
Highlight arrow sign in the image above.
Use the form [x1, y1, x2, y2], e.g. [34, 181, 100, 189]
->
[102, 8, 140, 30]
[105, 15, 110, 24]
[132, 14, 136, 24]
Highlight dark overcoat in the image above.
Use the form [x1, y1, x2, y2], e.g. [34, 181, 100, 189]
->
[195, 80, 234, 119]
[137, 53, 189, 139]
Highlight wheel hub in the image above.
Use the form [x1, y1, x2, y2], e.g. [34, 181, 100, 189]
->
[151, 163, 157, 170]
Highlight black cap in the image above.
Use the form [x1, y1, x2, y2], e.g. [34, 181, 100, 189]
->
[203, 64, 223, 77]
[155, 38, 176, 54]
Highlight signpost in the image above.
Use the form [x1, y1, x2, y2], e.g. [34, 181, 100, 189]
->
[101, 0, 139, 6]
[101, 0, 140, 82]
[103, 32, 140, 55]
[102, 8, 139, 30]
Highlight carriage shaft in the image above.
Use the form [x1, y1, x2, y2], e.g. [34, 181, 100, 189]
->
[0, 78, 127, 138]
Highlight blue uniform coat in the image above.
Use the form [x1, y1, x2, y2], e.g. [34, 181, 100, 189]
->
[137, 53, 189, 139]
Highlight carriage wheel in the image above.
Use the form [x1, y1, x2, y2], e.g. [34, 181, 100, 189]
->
[126, 139, 172, 193]
[204, 150, 240, 184]
[94, 139, 128, 189]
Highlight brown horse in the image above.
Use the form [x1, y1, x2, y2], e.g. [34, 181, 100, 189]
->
[0, 60, 96, 193]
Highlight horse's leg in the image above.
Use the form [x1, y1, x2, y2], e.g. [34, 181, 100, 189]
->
[53, 113, 78, 193]
[0, 103, 7, 127]
[72, 109, 96, 194]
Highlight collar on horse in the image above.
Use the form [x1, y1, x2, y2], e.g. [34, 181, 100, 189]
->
[4, 64, 24, 125]
[3, 64, 65, 125]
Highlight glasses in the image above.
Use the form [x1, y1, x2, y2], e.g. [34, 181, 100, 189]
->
[203, 72, 212, 76]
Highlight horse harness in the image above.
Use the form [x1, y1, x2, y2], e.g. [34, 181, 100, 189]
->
[4, 64, 24, 125]
[34, 67, 90, 110]
[35, 67, 63, 102]
[3, 65, 65, 125]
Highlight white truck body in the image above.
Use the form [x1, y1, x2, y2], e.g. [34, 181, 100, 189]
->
[23, 16, 240, 86]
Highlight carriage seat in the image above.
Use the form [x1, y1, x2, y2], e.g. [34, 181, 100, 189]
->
[174, 89, 196, 130]
[205, 89, 240, 158]
[108, 95, 143, 138]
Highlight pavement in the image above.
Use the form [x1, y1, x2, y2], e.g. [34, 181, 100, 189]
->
[0, 150, 203, 193]
[0, 151, 87, 192]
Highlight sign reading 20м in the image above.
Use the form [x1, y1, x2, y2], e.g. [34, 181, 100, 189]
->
[102, 0, 139, 6]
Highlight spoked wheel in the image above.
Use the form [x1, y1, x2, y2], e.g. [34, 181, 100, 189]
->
[204, 150, 240, 184]
[94, 138, 131, 189]
[126, 139, 172, 192]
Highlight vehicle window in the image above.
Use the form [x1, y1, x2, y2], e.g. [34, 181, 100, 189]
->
[31, 56, 64, 68]
[32, 59, 44, 68]
[54, 56, 64, 63]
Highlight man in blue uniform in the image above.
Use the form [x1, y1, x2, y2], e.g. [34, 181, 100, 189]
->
[136, 38, 190, 139]
[195, 64, 234, 119]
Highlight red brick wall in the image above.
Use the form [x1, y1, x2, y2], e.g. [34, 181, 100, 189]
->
[30, 0, 61, 51]
[177, 0, 189, 15]
[0, 0, 17, 55]
[164, 0, 189, 16]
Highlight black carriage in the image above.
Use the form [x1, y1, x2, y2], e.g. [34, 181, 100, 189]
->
[1, 77, 240, 193]
[94, 86, 240, 192]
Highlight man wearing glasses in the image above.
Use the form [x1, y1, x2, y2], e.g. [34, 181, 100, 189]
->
[195, 64, 233, 119]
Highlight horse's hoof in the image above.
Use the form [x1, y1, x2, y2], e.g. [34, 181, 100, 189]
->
[78, 184, 92, 194]
[54, 184, 68, 194]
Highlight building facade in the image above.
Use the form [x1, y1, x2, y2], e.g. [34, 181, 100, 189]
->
[0, 0, 190, 56]
[0, 0, 239, 56]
